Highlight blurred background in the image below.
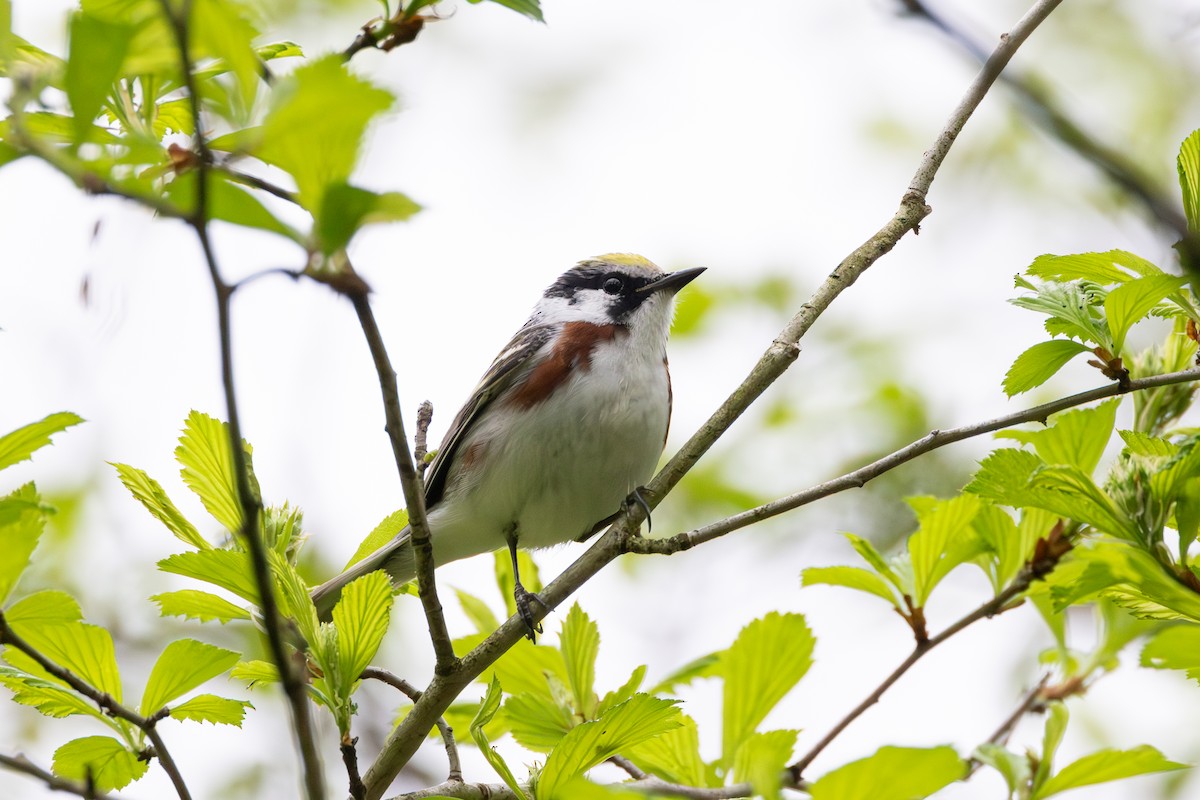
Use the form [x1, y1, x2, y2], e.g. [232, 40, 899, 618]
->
[3, 0, 1200, 797]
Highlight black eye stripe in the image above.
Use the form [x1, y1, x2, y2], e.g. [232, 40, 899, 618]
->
[544, 268, 654, 301]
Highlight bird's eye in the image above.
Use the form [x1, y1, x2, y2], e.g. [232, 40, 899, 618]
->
[602, 276, 624, 295]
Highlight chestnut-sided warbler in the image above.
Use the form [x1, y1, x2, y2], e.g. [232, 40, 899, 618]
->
[312, 254, 704, 630]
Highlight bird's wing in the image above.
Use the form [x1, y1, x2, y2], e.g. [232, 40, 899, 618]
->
[423, 322, 557, 506]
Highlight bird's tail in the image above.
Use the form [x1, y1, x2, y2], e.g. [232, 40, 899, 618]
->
[312, 529, 416, 621]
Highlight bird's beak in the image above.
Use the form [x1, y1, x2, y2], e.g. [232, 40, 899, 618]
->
[638, 266, 706, 295]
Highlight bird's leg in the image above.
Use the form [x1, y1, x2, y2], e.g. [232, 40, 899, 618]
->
[625, 487, 653, 532]
[507, 529, 544, 642]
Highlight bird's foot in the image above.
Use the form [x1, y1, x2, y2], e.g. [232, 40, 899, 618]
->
[513, 580, 545, 642]
[625, 487, 653, 532]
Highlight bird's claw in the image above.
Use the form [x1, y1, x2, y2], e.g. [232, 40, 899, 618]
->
[625, 487, 653, 532]
[513, 580, 545, 642]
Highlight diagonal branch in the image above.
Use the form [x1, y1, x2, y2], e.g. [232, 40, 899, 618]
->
[0, 753, 127, 800]
[360, 3, 1065, 796]
[154, 2, 325, 798]
[0, 614, 190, 800]
[627, 368, 1200, 555]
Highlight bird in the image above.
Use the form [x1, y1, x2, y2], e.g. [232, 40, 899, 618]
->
[312, 254, 704, 633]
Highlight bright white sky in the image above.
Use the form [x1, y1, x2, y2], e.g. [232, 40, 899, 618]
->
[4, 1, 1200, 798]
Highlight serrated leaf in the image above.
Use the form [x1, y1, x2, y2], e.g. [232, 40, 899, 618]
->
[625, 713, 714, 788]
[1179, 129, 1200, 234]
[1140, 624, 1200, 682]
[996, 400, 1119, 475]
[647, 652, 721, 695]
[721, 612, 814, 767]
[1027, 465, 1138, 540]
[0, 484, 45, 604]
[230, 659, 278, 687]
[52, 736, 147, 792]
[965, 448, 1046, 506]
[471, 676, 530, 800]
[346, 508, 407, 569]
[332, 570, 393, 687]
[1104, 274, 1189, 353]
[908, 494, 983, 606]
[844, 533, 904, 590]
[1034, 745, 1186, 798]
[0, 412, 84, 471]
[539, 694, 681, 799]
[151, 589, 251, 623]
[0, 668, 106, 722]
[456, 588, 500, 634]
[169, 693, 252, 726]
[801, 565, 902, 609]
[65, 12, 135, 141]
[1026, 252, 1136, 284]
[14, 621, 121, 700]
[1010, 281, 1111, 350]
[809, 745, 965, 800]
[560, 603, 599, 718]
[732, 729, 798, 800]
[255, 56, 393, 211]
[503, 691, 575, 752]
[315, 182, 421, 255]
[1003, 339, 1092, 396]
[4, 590, 82, 627]
[175, 410, 245, 533]
[140, 639, 240, 714]
[597, 664, 646, 718]
[1120, 430, 1178, 458]
[468, 634, 567, 699]
[158, 549, 259, 603]
[111, 462, 209, 550]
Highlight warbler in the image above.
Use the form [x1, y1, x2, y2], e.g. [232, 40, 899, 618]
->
[312, 254, 704, 631]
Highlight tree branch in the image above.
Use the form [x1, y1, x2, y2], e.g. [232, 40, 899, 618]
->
[360, 3, 1065, 796]
[362, 667, 461, 781]
[0, 614, 190, 800]
[0, 753, 126, 799]
[964, 675, 1050, 778]
[347, 290, 458, 673]
[154, 2, 325, 797]
[627, 368, 1200, 555]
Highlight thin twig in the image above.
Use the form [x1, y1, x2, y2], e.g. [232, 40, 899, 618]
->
[360, 4, 1065, 796]
[788, 556, 1059, 779]
[230, 267, 304, 292]
[414, 400, 435, 478]
[0, 753, 125, 799]
[343, 737, 367, 800]
[220, 166, 300, 205]
[626, 368, 1200, 556]
[347, 291, 458, 673]
[608, 755, 647, 780]
[388, 782, 521, 800]
[964, 675, 1050, 778]
[362, 667, 462, 781]
[0, 615, 190, 800]
[154, 2, 325, 798]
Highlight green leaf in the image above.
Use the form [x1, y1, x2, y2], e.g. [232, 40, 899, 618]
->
[1104, 274, 1190, 354]
[597, 664, 646, 718]
[455, 588, 500, 634]
[5, 590, 82, 626]
[1048, 544, 1200, 621]
[169, 693, 252, 726]
[801, 565, 902, 609]
[13, 621, 121, 700]
[0, 484, 46, 604]
[52, 736, 148, 792]
[65, 12, 135, 141]
[647, 652, 721, 695]
[560, 603, 599, 718]
[1034, 702, 1069, 789]
[474, 0, 545, 22]
[331, 570, 393, 686]
[721, 612, 814, 767]
[974, 743, 1031, 796]
[465, 635, 567, 699]
[471, 676, 530, 800]
[192, 0, 260, 110]
[140, 639, 240, 714]
[175, 410, 245, 533]
[1140, 625, 1200, 682]
[809, 746, 965, 800]
[1010, 281, 1111, 350]
[844, 533, 904, 590]
[1004, 339, 1092, 396]
[158, 550, 259, 604]
[1035, 746, 1186, 798]
[1179, 128, 1200, 234]
[965, 448, 1045, 506]
[1120, 430, 1178, 458]
[1026, 252, 1138, 284]
[539, 694, 681, 799]
[0, 412, 83, 471]
[256, 56, 393, 211]
[167, 172, 303, 242]
[996, 400, 1119, 475]
[230, 659, 278, 687]
[503, 691, 575, 752]
[732, 730, 798, 800]
[908, 494, 983, 606]
[625, 713, 714, 788]
[315, 182, 421, 255]
[0, 668, 107, 722]
[347, 509, 407, 569]
[111, 462, 209, 550]
[1027, 465, 1138, 541]
[151, 589, 252, 623]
